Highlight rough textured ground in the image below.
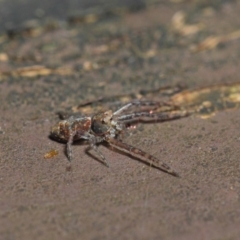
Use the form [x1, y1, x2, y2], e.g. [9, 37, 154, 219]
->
[0, 0, 240, 239]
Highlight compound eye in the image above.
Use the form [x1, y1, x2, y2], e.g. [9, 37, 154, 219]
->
[91, 119, 109, 135]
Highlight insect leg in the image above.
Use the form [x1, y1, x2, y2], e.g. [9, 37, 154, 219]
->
[113, 100, 174, 116]
[66, 130, 76, 161]
[116, 110, 190, 123]
[107, 138, 179, 177]
[86, 143, 110, 167]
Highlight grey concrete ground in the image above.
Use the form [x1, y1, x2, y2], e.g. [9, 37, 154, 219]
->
[0, 0, 240, 239]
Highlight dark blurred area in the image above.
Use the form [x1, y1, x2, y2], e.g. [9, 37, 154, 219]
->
[0, 0, 146, 34]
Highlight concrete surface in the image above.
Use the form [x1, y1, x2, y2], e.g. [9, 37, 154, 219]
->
[0, 0, 240, 239]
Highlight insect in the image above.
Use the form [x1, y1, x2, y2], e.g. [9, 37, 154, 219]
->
[50, 100, 190, 177]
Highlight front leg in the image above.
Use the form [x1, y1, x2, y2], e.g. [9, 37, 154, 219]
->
[66, 130, 76, 161]
[65, 116, 78, 161]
